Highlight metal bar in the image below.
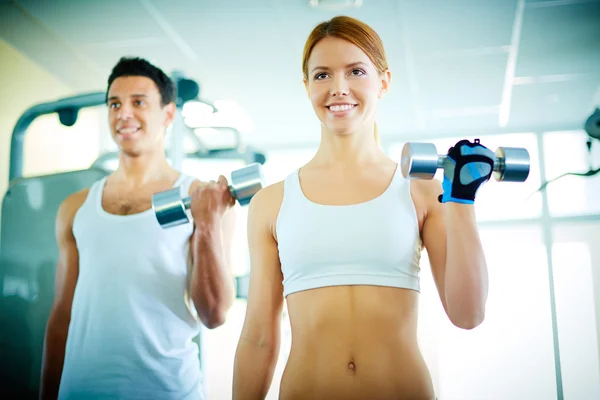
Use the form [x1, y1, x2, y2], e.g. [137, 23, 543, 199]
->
[526, 0, 598, 9]
[396, 0, 426, 130]
[499, 0, 526, 127]
[169, 108, 185, 170]
[9, 91, 106, 182]
[537, 131, 564, 400]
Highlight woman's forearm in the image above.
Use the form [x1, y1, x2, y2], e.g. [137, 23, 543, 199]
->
[233, 333, 281, 400]
[443, 202, 489, 329]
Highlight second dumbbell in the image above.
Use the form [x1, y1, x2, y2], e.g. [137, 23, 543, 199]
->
[400, 141, 530, 182]
[152, 162, 264, 229]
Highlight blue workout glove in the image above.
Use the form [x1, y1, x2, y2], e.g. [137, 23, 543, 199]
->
[439, 139, 495, 204]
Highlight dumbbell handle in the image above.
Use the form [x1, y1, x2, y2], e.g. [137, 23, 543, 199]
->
[153, 163, 264, 229]
[435, 154, 506, 173]
[402, 142, 530, 182]
[179, 185, 237, 210]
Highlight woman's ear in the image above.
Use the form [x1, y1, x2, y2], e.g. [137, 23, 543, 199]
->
[379, 69, 392, 98]
[304, 79, 310, 97]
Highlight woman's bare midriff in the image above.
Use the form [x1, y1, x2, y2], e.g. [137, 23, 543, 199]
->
[278, 285, 435, 400]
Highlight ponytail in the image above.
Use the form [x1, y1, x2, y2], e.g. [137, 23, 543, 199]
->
[374, 122, 381, 147]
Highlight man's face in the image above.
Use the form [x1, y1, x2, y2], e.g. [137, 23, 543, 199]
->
[107, 76, 175, 157]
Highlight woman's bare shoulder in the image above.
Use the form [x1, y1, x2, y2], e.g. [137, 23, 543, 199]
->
[248, 180, 285, 223]
[242, 180, 286, 244]
[409, 178, 444, 227]
[252, 180, 285, 207]
[410, 178, 443, 200]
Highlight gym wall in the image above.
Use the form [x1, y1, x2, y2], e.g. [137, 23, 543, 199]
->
[0, 38, 73, 214]
[0, 39, 112, 225]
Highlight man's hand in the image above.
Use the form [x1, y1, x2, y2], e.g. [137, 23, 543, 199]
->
[188, 176, 237, 328]
[190, 175, 235, 224]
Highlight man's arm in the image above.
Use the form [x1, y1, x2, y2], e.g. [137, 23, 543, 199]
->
[39, 191, 86, 400]
[188, 179, 236, 329]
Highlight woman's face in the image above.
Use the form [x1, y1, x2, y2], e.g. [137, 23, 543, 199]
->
[305, 36, 390, 137]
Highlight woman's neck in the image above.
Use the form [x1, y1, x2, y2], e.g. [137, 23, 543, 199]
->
[311, 127, 385, 167]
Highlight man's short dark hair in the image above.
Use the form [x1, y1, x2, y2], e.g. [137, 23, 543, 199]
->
[106, 57, 176, 106]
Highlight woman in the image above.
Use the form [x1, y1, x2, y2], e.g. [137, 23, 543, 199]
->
[233, 15, 493, 400]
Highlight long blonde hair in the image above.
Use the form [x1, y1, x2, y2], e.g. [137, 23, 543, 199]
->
[302, 16, 388, 145]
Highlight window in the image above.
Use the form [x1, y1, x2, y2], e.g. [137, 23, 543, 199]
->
[552, 222, 600, 399]
[261, 147, 317, 184]
[182, 158, 248, 182]
[22, 106, 107, 178]
[543, 130, 600, 217]
[388, 133, 542, 222]
[200, 299, 291, 400]
[198, 148, 315, 400]
[418, 224, 558, 399]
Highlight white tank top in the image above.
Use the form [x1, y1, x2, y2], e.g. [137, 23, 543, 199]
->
[276, 165, 423, 298]
[58, 173, 205, 400]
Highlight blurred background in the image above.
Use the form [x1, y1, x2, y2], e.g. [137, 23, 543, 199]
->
[0, 0, 599, 399]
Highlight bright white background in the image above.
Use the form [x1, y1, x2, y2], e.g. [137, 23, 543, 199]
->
[193, 131, 600, 400]
[18, 115, 600, 399]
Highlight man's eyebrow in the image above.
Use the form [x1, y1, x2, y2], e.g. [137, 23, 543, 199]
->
[311, 62, 368, 74]
[107, 94, 148, 101]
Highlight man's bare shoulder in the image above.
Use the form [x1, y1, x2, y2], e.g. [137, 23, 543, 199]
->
[55, 188, 90, 233]
[59, 189, 89, 215]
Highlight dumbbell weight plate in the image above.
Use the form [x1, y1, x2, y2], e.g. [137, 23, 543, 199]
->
[230, 162, 264, 206]
[400, 142, 440, 180]
[493, 147, 531, 182]
[152, 187, 191, 229]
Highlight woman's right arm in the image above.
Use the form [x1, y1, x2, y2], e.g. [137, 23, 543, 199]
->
[232, 183, 285, 400]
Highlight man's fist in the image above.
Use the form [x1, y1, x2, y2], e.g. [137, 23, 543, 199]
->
[190, 175, 235, 224]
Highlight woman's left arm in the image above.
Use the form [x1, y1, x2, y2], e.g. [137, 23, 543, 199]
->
[420, 139, 495, 330]
[422, 193, 488, 330]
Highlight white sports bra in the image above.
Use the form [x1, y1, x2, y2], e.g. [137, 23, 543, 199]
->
[276, 165, 423, 298]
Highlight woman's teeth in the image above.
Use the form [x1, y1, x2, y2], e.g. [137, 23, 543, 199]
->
[119, 127, 139, 134]
[328, 104, 355, 112]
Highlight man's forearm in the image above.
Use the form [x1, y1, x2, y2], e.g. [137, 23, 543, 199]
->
[443, 203, 489, 329]
[40, 324, 68, 400]
[191, 221, 235, 328]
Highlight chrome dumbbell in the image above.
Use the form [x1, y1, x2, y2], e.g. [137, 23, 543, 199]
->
[152, 162, 264, 229]
[400, 141, 531, 182]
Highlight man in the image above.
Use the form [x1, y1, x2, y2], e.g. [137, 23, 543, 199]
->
[39, 57, 237, 400]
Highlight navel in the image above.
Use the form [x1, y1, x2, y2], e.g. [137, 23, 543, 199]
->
[347, 360, 356, 373]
